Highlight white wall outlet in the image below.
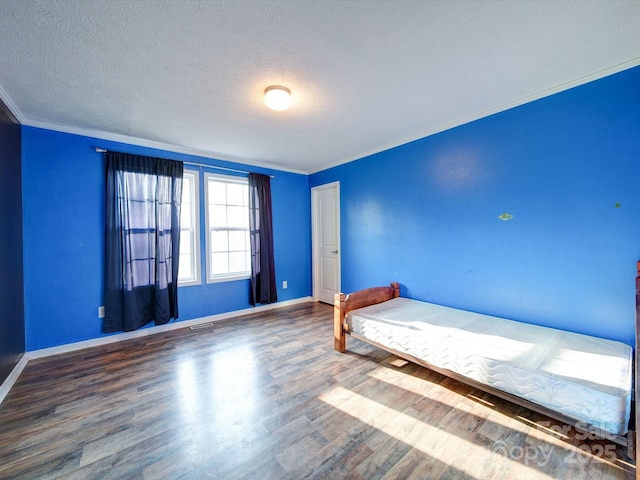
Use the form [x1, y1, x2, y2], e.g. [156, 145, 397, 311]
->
[98, 306, 105, 318]
[282, 280, 288, 289]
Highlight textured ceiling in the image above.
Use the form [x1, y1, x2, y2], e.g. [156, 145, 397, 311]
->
[0, 0, 639, 174]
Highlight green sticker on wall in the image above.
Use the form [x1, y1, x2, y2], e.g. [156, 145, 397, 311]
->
[498, 213, 514, 221]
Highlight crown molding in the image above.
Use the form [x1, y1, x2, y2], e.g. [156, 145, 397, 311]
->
[310, 57, 640, 175]
[0, 84, 24, 125]
[21, 119, 310, 176]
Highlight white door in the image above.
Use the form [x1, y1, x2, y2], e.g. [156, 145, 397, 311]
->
[312, 182, 340, 304]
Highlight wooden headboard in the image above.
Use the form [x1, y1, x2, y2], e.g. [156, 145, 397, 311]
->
[333, 282, 399, 352]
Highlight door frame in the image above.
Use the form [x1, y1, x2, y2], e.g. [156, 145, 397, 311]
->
[311, 181, 341, 303]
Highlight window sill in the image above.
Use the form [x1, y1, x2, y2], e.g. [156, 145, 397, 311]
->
[206, 274, 251, 284]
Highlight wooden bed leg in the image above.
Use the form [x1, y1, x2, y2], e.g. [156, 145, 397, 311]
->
[390, 282, 400, 299]
[334, 292, 346, 352]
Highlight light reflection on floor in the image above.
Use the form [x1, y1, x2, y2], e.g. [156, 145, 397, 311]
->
[174, 344, 267, 465]
[366, 364, 631, 475]
[319, 383, 556, 479]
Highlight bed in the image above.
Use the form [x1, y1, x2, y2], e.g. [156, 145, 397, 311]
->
[333, 263, 640, 466]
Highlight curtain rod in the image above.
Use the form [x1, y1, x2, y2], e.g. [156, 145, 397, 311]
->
[95, 148, 274, 178]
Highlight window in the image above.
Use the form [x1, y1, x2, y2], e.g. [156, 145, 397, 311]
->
[178, 170, 201, 285]
[104, 151, 182, 332]
[205, 173, 250, 282]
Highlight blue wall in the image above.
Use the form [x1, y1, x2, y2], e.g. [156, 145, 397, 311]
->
[18, 66, 640, 350]
[0, 101, 25, 382]
[22, 128, 311, 350]
[311, 66, 640, 346]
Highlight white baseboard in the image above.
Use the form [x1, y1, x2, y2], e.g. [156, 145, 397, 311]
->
[0, 354, 29, 405]
[28, 297, 312, 360]
[0, 296, 312, 404]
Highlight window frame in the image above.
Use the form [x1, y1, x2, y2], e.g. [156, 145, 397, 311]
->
[204, 172, 251, 284]
[177, 169, 202, 286]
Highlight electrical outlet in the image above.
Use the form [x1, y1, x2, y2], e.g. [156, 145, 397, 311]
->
[98, 306, 105, 318]
[282, 280, 288, 289]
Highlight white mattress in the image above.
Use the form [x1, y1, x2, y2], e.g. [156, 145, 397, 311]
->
[347, 297, 632, 435]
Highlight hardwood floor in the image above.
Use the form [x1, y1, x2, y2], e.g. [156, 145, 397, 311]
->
[0, 302, 635, 479]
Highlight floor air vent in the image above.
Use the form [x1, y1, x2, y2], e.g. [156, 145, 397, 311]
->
[189, 323, 213, 331]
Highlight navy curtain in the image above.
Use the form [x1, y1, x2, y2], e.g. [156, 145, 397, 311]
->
[104, 152, 183, 332]
[248, 173, 277, 306]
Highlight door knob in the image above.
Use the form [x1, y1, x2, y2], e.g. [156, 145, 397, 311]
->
[331, 250, 339, 254]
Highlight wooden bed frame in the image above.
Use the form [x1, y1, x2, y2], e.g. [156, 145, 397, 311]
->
[335, 264, 640, 469]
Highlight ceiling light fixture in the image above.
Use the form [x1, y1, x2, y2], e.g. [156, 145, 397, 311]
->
[264, 85, 292, 111]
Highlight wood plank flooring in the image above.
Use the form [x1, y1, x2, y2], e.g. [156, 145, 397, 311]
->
[0, 302, 635, 479]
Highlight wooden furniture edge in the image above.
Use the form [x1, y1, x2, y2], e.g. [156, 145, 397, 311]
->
[333, 292, 347, 352]
[334, 282, 400, 353]
[629, 261, 640, 472]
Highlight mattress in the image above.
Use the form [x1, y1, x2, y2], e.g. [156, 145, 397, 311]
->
[347, 297, 632, 436]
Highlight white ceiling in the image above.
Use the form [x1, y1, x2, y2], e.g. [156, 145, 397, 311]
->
[0, 1, 639, 174]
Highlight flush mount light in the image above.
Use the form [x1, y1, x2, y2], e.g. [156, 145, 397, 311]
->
[264, 85, 292, 111]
